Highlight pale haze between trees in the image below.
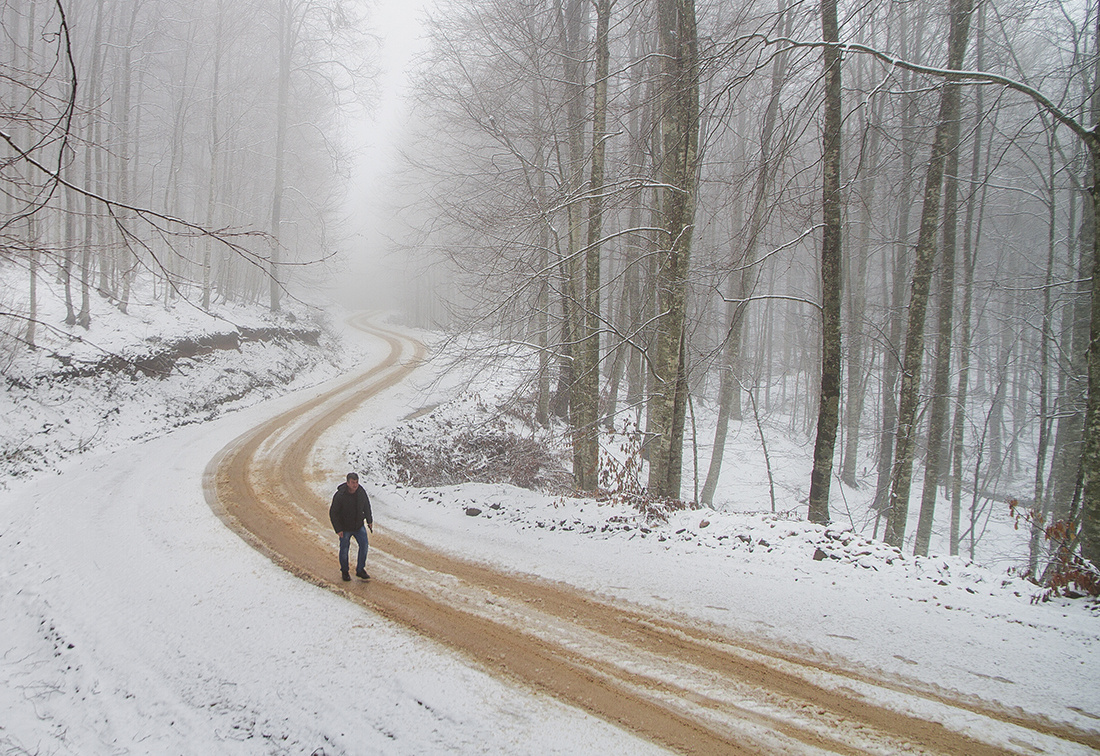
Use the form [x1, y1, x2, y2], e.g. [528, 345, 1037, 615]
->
[338, 0, 431, 314]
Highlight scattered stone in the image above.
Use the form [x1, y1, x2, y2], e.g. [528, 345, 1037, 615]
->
[465, 507, 482, 517]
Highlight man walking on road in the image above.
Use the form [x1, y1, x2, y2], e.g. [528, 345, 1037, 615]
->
[329, 472, 373, 582]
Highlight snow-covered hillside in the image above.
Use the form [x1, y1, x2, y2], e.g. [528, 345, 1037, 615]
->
[0, 275, 343, 484]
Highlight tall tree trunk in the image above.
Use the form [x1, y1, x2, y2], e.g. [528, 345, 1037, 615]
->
[647, 0, 699, 499]
[115, 0, 140, 315]
[1049, 192, 1088, 524]
[1076, 136, 1100, 566]
[94, 2, 112, 300]
[533, 82, 551, 427]
[78, 0, 106, 329]
[1068, 10, 1100, 567]
[572, 0, 610, 491]
[159, 17, 197, 307]
[23, 0, 37, 347]
[885, 0, 975, 548]
[1029, 123, 1059, 573]
[204, 0, 224, 312]
[840, 67, 881, 488]
[603, 20, 647, 432]
[270, 0, 292, 313]
[949, 2, 987, 556]
[553, 0, 589, 480]
[873, 3, 922, 520]
[807, 0, 843, 524]
[913, 78, 964, 556]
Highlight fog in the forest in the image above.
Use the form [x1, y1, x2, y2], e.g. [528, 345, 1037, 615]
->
[6, 0, 1100, 573]
[336, 0, 430, 315]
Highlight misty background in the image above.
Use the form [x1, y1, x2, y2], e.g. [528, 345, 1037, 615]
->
[5, 0, 1100, 584]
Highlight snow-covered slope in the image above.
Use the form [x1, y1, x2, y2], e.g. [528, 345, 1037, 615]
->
[0, 276, 341, 484]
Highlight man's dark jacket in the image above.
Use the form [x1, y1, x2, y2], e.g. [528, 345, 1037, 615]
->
[329, 482, 373, 533]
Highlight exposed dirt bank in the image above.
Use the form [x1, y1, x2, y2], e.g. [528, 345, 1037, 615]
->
[12, 325, 322, 384]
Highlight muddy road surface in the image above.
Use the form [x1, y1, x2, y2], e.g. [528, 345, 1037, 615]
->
[204, 315, 1097, 755]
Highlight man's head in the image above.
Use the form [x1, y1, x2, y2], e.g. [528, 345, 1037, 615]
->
[346, 472, 359, 492]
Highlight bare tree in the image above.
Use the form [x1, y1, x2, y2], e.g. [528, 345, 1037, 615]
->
[884, 0, 976, 549]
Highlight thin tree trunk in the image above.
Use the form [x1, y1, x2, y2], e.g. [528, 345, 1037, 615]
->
[116, 0, 139, 315]
[572, 0, 609, 491]
[873, 2, 922, 519]
[807, 0, 843, 524]
[63, 182, 76, 325]
[533, 82, 551, 427]
[203, 0, 224, 312]
[1028, 128, 1057, 574]
[23, 0, 37, 347]
[270, 0, 292, 313]
[884, 0, 975, 548]
[913, 81, 964, 556]
[949, 3, 989, 555]
[78, 0, 106, 328]
[840, 71, 881, 488]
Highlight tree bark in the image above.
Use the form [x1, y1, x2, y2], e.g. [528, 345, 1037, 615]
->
[807, 0, 843, 524]
[885, 0, 975, 548]
[1077, 137, 1100, 566]
[873, 2, 922, 520]
[571, 0, 610, 491]
[647, 0, 699, 499]
[270, 0, 293, 313]
[913, 86, 963, 557]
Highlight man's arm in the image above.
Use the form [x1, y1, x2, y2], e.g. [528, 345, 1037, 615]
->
[329, 492, 342, 534]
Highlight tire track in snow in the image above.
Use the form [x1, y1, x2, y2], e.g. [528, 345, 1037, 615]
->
[204, 314, 1100, 755]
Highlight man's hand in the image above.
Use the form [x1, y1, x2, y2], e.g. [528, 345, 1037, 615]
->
[336, 531, 343, 538]
[368, 523, 374, 533]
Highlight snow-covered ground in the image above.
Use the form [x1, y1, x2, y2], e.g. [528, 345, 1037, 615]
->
[1, 292, 1097, 753]
[338, 333, 1099, 735]
[0, 275, 342, 484]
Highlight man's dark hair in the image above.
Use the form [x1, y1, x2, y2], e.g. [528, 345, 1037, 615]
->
[346, 472, 359, 481]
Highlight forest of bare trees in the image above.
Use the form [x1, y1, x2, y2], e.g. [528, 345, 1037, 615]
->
[5, 0, 1100, 587]
[1, 0, 367, 333]
[394, 0, 1100, 585]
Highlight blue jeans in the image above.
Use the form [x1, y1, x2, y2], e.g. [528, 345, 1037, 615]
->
[339, 526, 369, 573]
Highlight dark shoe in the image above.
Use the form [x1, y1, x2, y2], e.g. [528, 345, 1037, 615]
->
[341, 571, 351, 582]
[355, 569, 369, 580]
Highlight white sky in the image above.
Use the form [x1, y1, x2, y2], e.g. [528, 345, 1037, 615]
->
[340, 0, 435, 312]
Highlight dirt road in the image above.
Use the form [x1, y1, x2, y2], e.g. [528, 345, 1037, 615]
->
[203, 316, 1098, 755]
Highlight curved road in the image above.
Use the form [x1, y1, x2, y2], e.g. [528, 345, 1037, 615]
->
[203, 315, 1098, 755]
